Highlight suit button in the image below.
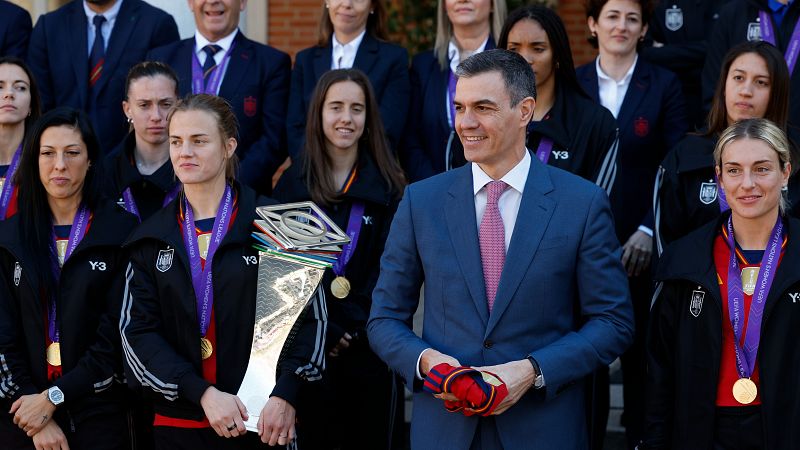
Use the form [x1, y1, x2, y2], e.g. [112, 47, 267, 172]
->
[483, 340, 493, 349]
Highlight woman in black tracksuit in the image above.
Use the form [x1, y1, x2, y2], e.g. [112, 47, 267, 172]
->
[274, 69, 405, 450]
[656, 41, 800, 254]
[0, 108, 137, 450]
[645, 118, 800, 449]
[121, 94, 326, 450]
[499, 5, 618, 194]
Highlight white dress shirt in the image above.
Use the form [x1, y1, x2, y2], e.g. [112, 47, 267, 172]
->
[84, 0, 123, 54]
[595, 54, 637, 119]
[194, 29, 238, 93]
[331, 29, 366, 70]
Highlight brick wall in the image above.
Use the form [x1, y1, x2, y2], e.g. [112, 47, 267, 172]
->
[267, 0, 597, 65]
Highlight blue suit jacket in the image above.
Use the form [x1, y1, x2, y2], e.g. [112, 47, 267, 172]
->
[0, 1, 31, 58]
[287, 34, 409, 160]
[368, 158, 634, 449]
[148, 32, 290, 194]
[576, 58, 687, 241]
[27, 0, 178, 153]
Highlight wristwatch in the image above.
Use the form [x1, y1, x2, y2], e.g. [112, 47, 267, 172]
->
[47, 386, 65, 406]
[527, 356, 545, 389]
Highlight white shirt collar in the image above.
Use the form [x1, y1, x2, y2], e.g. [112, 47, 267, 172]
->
[595, 54, 638, 85]
[194, 28, 239, 55]
[472, 149, 531, 196]
[332, 29, 367, 69]
[448, 37, 490, 74]
[83, 0, 123, 24]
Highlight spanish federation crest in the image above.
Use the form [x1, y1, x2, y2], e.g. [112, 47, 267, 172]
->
[156, 248, 174, 273]
[665, 6, 683, 32]
[690, 290, 705, 317]
[13, 262, 21, 287]
[699, 182, 718, 205]
[747, 22, 761, 42]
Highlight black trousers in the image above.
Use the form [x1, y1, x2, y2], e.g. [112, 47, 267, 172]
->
[714, 406, 764, 450]
[154, 426, 284, 450]
[0, 407, 128, 450]
[620, 272, 652, 449]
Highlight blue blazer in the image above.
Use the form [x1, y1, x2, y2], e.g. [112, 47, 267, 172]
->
[0, 1, 31, 59]
[287, 34, 409, 160]
[577, 58, 687, 241]
[26, 0, 178, 153]
[368, 158, 634, 449]
[148, 32, 291, 194]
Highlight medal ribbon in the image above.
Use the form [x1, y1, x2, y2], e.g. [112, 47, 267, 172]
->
[447, 69, 458, 129]
[48, 204, 91, 344]
[332, 202, 365, 277]
[122, 183, 182, 222]
[759, 11, 800, 74]
[0, 144, 22, 219]
[191, 42, 235, 95]
[182, 185, 233, 337]
[714, 173, 730, 212]
[534, 137, 554, 164]
[725, 214, 783, 379]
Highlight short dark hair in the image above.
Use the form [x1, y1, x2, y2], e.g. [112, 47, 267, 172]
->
[456, 49, 537, 107]
[498, 5, 587, 99]
[706, 41, 789, 136]
[125, 61, 179, 99]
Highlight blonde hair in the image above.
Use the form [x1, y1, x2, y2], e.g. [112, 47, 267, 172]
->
[714, 118, 791, 214]
[433, 0, 507, 69]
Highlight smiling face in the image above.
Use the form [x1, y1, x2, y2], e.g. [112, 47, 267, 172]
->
[717, 137, 790, 223]
[322, 80, 366, 155]
[454, 70, 533, 177]
[0, 63, 32, 127]
[328, 0, 371, 39]
[445, 0, 492, 29]
[38, 126, 90, 204]
[725, 53, 771, 126]
[188, 0, 246, 42]
[588, 0, 646, 58]
[506, 19, 554, 95]
[169, 109, 236, 187]
[124, 75, 178, 148]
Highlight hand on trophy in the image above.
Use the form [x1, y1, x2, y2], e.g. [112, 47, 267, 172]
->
[200, 386, 248, 438]
[258, 395, 296, 446]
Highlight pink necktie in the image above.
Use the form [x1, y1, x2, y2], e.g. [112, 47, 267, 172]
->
[479, 180, 508, 312]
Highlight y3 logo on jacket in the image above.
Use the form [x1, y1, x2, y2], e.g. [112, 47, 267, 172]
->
[156, 248, 174, 273]
[552, 151, 570, 160]
[89, 261, 107, 271]
[242, 255, 258, 265]
[690, 289, 705, 317]
[790, 292, 800, 303]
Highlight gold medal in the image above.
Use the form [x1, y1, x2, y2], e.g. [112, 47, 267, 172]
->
[330, 276, 351, 299]
[0, 177, 5, 193]
[200, 337, 213, 360]
[198, 233, 211, 260]
[741, 267, 759, 296]
[46, 342, 61, 367]
[732, 377, 758, 404]
[56, 240, 68, 267]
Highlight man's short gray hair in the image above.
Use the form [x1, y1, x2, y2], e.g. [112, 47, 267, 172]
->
[455, 49, 537, 107]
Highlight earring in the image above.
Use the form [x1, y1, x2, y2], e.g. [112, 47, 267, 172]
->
[370, 10, 374, 14]
[325, 2, 329, 8]
[591, 31, 597, 38]
[127, 117, 133, 124]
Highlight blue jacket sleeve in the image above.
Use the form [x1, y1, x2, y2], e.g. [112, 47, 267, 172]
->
[1, 5, 32, 59]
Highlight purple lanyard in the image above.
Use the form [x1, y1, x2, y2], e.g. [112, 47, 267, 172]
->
[759, 11, 800, 74]
[725, 215, 783, 379]
[535, 137, 554, 164]
[332, 202, 365, 277]
[715, 173, 730, 212]
[122, 183, 181, 222]
[447, 69, 457, 129]
[48, 204, 91, 343]
[191, 42, 235, 95]
[0, 144, 22, 219]
[182, 185, 233, 336]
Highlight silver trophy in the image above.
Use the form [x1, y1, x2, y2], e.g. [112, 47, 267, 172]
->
[239, 202, 348, 432]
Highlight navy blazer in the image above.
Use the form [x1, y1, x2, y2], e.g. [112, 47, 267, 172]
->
[287, 34, 409, 161]
[577, 58, 687, 241]
[402, 39, 495, 182]
[148, 32, 291, 194]
[368, 157, 634, 449]
[27, 0, 178, 153]
[0, 1, 31, 58]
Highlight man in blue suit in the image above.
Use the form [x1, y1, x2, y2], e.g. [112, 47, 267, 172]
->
[148, 0, 291, 195]
[0, 1, 31, 59]
[27, 0, 179, 153]
[368, 49, 634, 449]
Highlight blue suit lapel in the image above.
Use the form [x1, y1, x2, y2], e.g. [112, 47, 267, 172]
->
[93, 0, 137, 95]
[174, 40, 194, 96]
[616, 61, 650, 133]
[486, 155, 555, 335]
[579, 61, 601, 103]
[312, 42, 332, 81]
[68, 5, 89, 108]
[219, 33, 253, 98]
[445, 165, 490, 326]
[353, 34, 379, 74]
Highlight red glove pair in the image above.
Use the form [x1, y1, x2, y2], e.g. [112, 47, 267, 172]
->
[423, 363, 508, 416]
